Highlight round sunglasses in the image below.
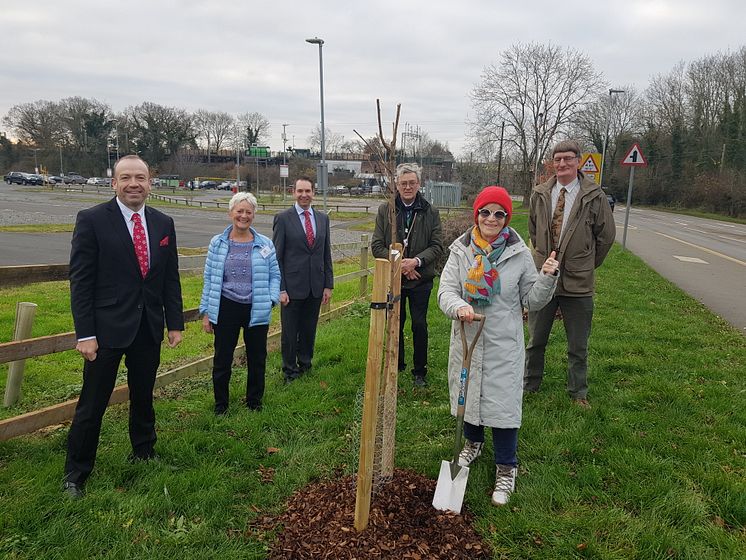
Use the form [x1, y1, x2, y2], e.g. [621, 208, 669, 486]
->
[477, 209, 508, 220]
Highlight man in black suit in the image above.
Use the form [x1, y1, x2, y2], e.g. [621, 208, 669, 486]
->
[272, 177, 333, 383]
[63, 155, 184, 498]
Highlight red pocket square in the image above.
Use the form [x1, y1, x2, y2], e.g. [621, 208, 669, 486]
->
[159, 236, 169, 247]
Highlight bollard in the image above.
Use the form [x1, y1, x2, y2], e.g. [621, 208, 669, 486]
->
[3, 302, 38, 407]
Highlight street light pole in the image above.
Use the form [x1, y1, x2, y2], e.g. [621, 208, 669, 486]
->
[282, 123, 288, 202]
[600, 88, 625, 187]
[306, 36, 327, 212]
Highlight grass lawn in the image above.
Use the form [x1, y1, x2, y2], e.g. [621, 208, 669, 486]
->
[0, 217, 744, 558]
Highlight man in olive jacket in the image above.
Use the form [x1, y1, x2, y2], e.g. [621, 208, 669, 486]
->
[372, 163, 443, 386]
[524, 140, 615, 407]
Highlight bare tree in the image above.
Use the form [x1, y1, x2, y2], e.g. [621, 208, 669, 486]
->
[307, 125, 347, 153]
[124, 102, 195, 167]
[236, 112, 270, 146]
[573, 87, 643, 160]
[3, 100, 66, 149]
[469, 42, 604, 199]
[194, 110, 234, 162]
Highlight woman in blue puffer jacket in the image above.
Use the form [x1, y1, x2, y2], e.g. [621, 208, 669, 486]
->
[199, 192, 280, 414]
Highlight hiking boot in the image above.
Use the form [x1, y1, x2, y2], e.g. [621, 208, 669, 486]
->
[457, 439, 484, 467]
[413, 375, 427, 388]
[491, 464, 517, 506]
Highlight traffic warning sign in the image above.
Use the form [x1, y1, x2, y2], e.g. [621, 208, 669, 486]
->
[580, 154, 599, 173]
[621, 143, 647, 166]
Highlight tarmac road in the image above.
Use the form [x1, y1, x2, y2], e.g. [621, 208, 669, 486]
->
[616, 205, 746, 334]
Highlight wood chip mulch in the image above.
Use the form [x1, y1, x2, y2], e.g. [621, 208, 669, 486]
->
[250, 468, 491, 559]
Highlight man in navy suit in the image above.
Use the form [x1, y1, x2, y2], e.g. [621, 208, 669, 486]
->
[63, 155, 184, 498]
[272, 177, 333, 383]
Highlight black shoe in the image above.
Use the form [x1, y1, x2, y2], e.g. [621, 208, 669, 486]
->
[284, 374, 299, 384]
[398, 364, 406, 373]
[247, 403, 263, 412]
[214, 405, 228, 416]
[413, 375, 427, 388]
[62, 481, 84, 499]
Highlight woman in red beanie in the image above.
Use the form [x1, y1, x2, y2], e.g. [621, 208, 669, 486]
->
[437, 186, 559, 506]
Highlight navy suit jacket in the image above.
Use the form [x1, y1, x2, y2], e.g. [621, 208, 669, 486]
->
[272, 206, 334, 299]
[69, 197, 184, 348]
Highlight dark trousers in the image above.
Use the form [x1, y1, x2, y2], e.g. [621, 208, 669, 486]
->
[398, 280, 433, 378]
[464, 422, 518, 466]
[280, 296, 322, 380]
[212, 296, 269, 411]
[65, 317, 160, 484]
[525, 295, 595, 399]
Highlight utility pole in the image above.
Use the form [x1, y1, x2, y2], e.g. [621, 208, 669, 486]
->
[282, 123, 288, 201]
[600, 88, 625, 186]
[497, 121, 505, 184]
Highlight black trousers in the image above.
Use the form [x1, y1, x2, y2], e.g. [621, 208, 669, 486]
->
[212, 296, 269, 410]
[398, 280, 433, 378]
[65, 317, 160, 485]
[280, 296, 322, 380]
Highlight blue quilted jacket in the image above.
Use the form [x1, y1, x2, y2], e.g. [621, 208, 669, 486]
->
[199, 226, 281, 326]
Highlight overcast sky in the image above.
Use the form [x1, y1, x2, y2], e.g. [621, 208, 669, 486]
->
[2, 0, 744, 157]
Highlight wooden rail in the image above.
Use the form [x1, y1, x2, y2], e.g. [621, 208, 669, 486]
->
[0, 239, 370, 288]
[0, 302, 358, 441]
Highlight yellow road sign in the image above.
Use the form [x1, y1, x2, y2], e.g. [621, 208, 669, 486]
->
[579, 152, 602, 184]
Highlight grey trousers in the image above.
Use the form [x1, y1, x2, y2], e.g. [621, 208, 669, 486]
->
[524, 295, 594, 399]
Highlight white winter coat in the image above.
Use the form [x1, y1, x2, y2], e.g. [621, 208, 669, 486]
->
[437, 227, 557, 428]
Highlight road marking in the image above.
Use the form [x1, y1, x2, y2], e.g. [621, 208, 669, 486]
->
[654, 231, 746, 267]
[616, 224, 637, 229]
[719, 235, 745, 243]
[673, 256, 708, 264]
[674, 221, 688, 226]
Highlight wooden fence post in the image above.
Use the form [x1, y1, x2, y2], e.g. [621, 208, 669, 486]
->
[359, 235, 369, 297]
[354, 258, 390, 532]
[380, 243, 402, 478]
[3, 302, 38, 407]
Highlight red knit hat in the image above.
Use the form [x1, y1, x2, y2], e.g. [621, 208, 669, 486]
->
[473, 186, 512, 227]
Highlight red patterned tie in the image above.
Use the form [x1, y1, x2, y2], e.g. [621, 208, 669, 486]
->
[131, 213, 149, 277]
[303, 210, 315, 247]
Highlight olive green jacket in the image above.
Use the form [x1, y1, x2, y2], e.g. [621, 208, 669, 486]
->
[528, 172, 615, 296]
[371, 193, 444, 290]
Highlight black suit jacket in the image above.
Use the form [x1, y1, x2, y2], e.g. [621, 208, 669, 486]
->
[69, 197, 184, 348]
[272, 206, 334, 299]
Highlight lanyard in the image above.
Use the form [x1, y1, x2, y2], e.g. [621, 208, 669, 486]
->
[402, 212, 417, 250]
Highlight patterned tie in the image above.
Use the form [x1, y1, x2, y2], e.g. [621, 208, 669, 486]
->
[550, 187, 567, 251]
[303, 210, 315, 247]
[131, 213, 149, 277]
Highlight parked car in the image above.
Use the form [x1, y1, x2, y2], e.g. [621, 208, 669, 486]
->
[199, 180, 218, 189]
[217, 181, 234, 191]
[64, 173, 87, 184]
[45, 175, 64, 184]
[5, 171, 28, 184]
[26, 173, 44, 185]
[603, 188, 616, 212]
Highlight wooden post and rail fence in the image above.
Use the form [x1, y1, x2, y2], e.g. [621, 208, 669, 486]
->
[0, 236, 371, 441]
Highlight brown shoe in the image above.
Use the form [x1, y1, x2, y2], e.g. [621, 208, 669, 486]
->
[573, 398, 591, 409]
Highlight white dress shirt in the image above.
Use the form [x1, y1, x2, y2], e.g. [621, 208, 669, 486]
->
[294, 202, 316, 237]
